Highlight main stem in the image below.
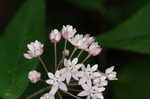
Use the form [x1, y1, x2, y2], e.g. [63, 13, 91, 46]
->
[38, 56, 48, 73]
[26, 86, 51, 99]
[54, 43, 57, 70]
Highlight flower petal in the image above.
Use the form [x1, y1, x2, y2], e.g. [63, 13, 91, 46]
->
[48, 72, 54, 79]
[59, 82, 68, 91]
[66, 72, 72, 84]
[105, 66, 115, 74]
[91, 64, 98, 71]
[78, 91, 89, 96]
[72, 58, 78, 65]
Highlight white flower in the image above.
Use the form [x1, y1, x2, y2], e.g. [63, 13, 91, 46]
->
[46, 70, 68, 95]
[78, 64, 99, 85]
[93, 72, 108, 87]
[49, 29, 61, 43]
[24, 40, 44, 59]
[87, 42, 102, 56]
[40, 93, 55, 99]
[63, 58, 83, 84]
[78, 83, 105, 99]
[61, 25, 77, 39]
[105, 66, 117, 80]
[28, 70, 41, 83]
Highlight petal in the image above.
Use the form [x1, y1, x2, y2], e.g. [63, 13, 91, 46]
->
[46, 79, 54, 85]
[49, 84, 59, 95]
[59, 82, 68, 91]
[93, 72, 101, 77]
[79, 78, 86, 85]
[48, 72, 54, 78]
[105, 66, 115, 74]
[81, 84, 90, 90]
[87, 96, 90, 99]
[96, 93, 104, 99]
[55, 71, 60, 78]
[24, 53, 32, 59]
[87, 64, 91, 69]
[66, 72, 72, 84]
[72, 58, 78, 65]
[27, 44, 34, 52]
[75, 64, 83, 70]
[78, 91, 89, 96]
[72, 73, 79, 80]
[91, 64, 98, 71]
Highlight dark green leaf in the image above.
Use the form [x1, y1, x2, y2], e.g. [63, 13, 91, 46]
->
[113, 58, 150, 99]
[98, 3, 150, 54]
[0, 0, 45, 98]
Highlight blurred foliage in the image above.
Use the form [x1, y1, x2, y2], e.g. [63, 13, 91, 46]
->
[0, 0, 150, 99]
[114, 57, 150, 99]
[98, 3, 150, 54]
[0, 0, 45, 98]
[69, 0, 104, 9]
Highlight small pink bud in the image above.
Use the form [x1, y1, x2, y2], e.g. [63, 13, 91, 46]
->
[63, 49, 70, 56]
[88, 42, 102, 56]
[28, 70, 41, 83]
[49, 29, 61, 43]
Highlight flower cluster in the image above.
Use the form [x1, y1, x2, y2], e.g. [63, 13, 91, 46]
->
[24, 25, 117, 99]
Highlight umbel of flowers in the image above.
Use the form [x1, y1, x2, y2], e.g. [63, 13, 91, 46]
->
[24, 25, 117, 99]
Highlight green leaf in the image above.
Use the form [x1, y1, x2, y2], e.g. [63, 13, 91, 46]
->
[69, 0, 104, 9]
[113, 58, 150, 99]
[0, 0, 45, 98]
[97, 3, 150, 54]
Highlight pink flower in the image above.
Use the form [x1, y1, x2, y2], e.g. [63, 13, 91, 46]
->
[24, 40, 44, 59]
[28, 70, 41, 83]
[69, 34, 95, 50]
[78, 34, 95, 50]
[49, 29, 61, 43]
[69, 34, 83, 47]
[87, 42, 102, 56]
[61, 25, 77, 40]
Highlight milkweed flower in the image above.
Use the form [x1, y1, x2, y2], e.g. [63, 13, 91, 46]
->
[78, 64, 99, 85]
[49, 29, 61, 43]
[78, 83, 105, 99]
[105, 66, 118, 80]
[63, 58, 83, 83]
[87, 42, 102, 56]
[28, 70, 41, 83]
[25, 25, 118, 99]
[78, 34, 95, 50]
[69, 34, 83, 47]
[61, 25, 77, 40]
[24, 40, 44, 59]
[46, 70, 68, 95]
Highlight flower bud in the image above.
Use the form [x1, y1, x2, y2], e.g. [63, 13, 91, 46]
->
[49, 29, 61, 43]
[63, 49, 70, 56]
[28, 70, 41, 83]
